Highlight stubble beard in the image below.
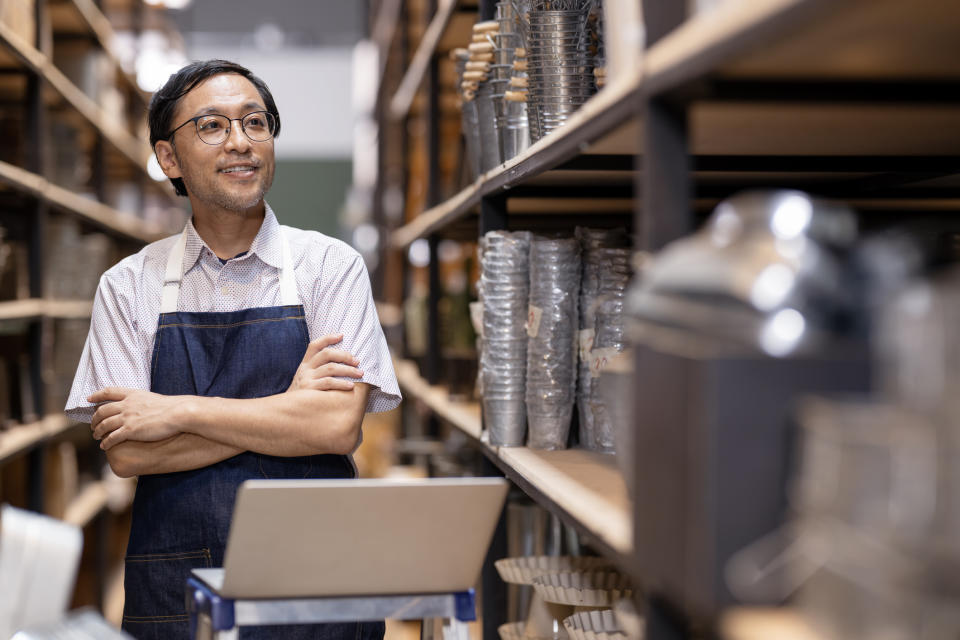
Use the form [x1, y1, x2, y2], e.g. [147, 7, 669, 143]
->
[175, 147, 275, 217]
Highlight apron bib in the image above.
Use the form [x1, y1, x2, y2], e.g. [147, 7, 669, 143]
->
[120, 227, 382, 640]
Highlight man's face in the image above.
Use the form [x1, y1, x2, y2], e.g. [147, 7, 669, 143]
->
[157, 73, 276, 216]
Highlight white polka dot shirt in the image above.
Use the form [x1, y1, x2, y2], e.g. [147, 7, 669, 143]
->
[65, 204, 401, 424]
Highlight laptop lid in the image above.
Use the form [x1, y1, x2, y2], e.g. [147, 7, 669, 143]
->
[220, 477, 508, 598]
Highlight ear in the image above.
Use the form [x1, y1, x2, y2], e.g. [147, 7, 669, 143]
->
[154, 141, 183, 179]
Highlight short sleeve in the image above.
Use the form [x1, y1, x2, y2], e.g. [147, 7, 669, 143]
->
[308, 251, 401, 413]
[64, 271, 150, 423]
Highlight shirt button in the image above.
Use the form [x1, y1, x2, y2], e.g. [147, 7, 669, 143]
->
[221, 286, 229, 296]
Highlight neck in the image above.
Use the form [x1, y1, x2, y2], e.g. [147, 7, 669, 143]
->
[190, 202, 266, 260]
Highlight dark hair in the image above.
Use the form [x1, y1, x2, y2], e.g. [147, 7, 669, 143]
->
[148, 59, 282, 197]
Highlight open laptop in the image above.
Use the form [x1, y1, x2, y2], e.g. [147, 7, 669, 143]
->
[192, 477, 508, 599]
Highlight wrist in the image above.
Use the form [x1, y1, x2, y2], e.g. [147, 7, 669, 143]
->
[177, 395, 205, 435]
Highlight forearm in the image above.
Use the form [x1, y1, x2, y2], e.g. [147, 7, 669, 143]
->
[106, 433, 243, 478]
[177, 384, 369, 457]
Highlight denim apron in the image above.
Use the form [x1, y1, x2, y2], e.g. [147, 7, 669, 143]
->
[120, 227, 385, 640]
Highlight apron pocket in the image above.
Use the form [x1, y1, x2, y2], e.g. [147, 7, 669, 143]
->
[122, 548, 212, 630]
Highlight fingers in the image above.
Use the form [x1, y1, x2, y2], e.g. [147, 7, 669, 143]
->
[92, 414, 124, 441]
[309, 378, 356, 391]
[302, 334, 343, 362]
[100, 426, 128, 451]
[314, 363, 364, 379]
[91, 401, 122, 431]
[309, 347, 358, 369]
[88, 388, 130, 404]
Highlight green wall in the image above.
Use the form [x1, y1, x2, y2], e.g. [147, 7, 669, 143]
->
[266, 158, 353, 240]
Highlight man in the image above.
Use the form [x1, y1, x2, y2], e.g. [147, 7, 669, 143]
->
[65, 60, 401, 640]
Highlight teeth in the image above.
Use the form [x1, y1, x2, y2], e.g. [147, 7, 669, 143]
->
[221, 166, 255, 173]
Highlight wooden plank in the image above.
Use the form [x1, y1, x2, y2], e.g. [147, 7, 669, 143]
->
[0, 415, 73, 465]
[63, 480, 109, 528]
[0, 160, 165, 243]
[394, 357, 632, 556]
[68, 0, 150, 106]
[389, 70, 643, 249]
[0, 20, 152, 170]
[389, 0, 459, 121]
[643, 0, 824, 94]
[721, 608, 825, 640]
[393, 358, 482, 439]
[496, 447, 632, 555]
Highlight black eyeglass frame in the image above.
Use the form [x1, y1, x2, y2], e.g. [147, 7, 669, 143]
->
[165, 110, 278, 145]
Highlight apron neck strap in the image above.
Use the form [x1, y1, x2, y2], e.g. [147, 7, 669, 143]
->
[160, 225, 299, 314]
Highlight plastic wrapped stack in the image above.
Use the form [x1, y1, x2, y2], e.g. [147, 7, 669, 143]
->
[526, 236, 581, 449]
[481, 230, 533, 446]
[527, 1, 598, 141]
[576, 227, 631, 452]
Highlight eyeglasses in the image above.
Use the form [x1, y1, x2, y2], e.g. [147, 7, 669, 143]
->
[166, 111, 277, 145]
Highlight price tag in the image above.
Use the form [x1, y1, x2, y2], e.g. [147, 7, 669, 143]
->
[590, 347, 620, 378]
[578, 328, 595, 362]
[469, 301, 484, 338]
[527, 305, 543, 338]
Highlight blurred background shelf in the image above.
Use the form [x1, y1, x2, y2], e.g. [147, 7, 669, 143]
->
[393, 358, 631, 565]
[0, 415, 73, 465]
[0, 160, 166, 242]
[62, 479, 109, 528]
[0, 299, 93, 320]
[720, 608, 825, 640]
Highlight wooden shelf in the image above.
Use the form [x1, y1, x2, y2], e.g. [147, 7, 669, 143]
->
[49, 0, 150, 108]
[0, 160, 166, 243]
[0, 20, 152, 176]
[721, 608, 825, 640]
[394, 358, 481, 439]
[389, 72, 642, 249]
[0, 415, 73, 465]
[0, 299, 94, 321]
[63, 480, 110, 528]
[388, 0, 960, 249]
[393, 358, 632, 562]
[647, 0, 960, 95]
[389, 0, 459, 121]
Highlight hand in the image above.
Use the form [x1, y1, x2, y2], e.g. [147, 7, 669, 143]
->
[288, 333, 363, 392]
[88, 388, 184, 450]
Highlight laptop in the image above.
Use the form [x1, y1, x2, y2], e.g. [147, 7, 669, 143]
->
[192, 477, 508, 599]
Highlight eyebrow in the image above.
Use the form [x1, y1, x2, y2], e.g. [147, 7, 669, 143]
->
[192, 101, 266, 118]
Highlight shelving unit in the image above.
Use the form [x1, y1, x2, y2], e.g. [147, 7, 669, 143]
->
[0, 0, 185, 621]
[377, 0, 960, 639]
[394, 358, 631, 562]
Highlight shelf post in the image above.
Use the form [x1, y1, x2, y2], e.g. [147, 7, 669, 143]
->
[479, 0, 496, 21]
[640, 97, 691, 251]
[24, 0, 48, 514]
[478, 456, 508, 640]
[478, 195, 508, 237]
[425, 234, 442, 385]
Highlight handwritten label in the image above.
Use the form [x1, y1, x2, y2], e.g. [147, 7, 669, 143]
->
[578, 328, 596, 362]
[590, 347, 621, 378]
[469, 301, 484, 338]
[527, 305, 543, 338]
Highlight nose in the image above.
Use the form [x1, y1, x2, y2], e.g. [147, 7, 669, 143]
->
[222, 121, 251, 153]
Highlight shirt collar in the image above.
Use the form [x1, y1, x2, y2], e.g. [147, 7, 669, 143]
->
[182, 203, 282, 270]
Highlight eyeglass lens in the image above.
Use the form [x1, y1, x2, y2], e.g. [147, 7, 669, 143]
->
[195, 112, 276, 144]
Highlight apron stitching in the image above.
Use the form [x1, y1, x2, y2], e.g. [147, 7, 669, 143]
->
[158, 315, 305, 330]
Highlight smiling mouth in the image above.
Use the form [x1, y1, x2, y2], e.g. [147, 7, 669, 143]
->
[220, 165, 257, 174]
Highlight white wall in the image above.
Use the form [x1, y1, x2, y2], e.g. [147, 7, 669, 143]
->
[187, 46, 355, 160]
